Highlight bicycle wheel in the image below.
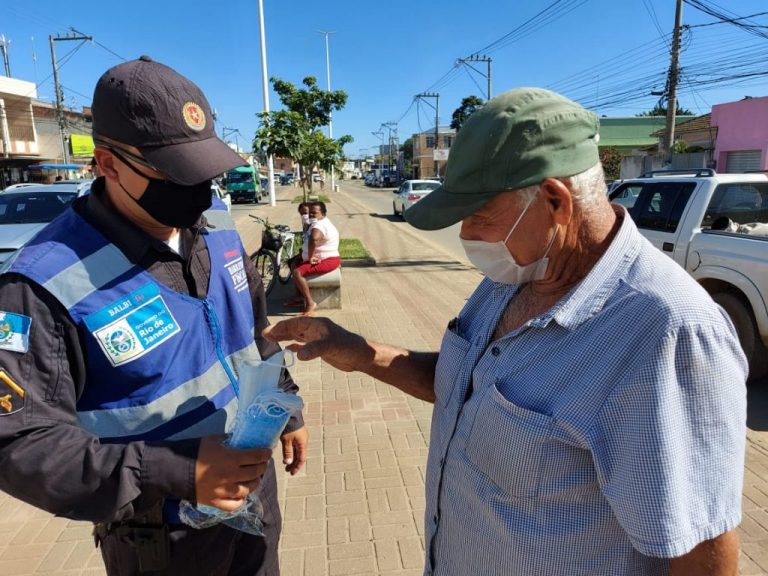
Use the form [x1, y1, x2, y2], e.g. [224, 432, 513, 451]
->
[251, 250, 277, 296]
[277, 237, 295, 284]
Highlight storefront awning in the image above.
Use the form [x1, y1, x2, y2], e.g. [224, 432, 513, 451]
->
[27, 163, 86, 170]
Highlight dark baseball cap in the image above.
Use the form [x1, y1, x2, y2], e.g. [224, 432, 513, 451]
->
[405, 87, 600, 230]
[91, 55, 246, 185]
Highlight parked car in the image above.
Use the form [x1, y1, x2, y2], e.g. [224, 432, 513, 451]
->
[2, 183, 39, 192]
[0, 183, 89, 267]
[211, 182, 231, 213]
[392, 179, 441, 218]
[609, 168, 768, 381]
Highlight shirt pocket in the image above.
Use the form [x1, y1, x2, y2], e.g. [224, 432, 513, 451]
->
[434, 328, 472, 408]
[465, 383, 554, 498]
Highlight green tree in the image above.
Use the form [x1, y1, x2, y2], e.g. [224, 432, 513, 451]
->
[400, 138, 413, 177]
[600, 147, 622, 181]
[636, 103, 693, 116]
[450, 95, 485, 131]
[253, 76, 353, 199]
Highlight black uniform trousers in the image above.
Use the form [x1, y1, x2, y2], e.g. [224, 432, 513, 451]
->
[97, 460, 281, 576]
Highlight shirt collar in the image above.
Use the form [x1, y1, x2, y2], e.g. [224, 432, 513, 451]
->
[550, 207, 642, 330]
[488, 207, 642, 331]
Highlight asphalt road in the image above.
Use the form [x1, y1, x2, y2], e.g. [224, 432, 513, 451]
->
[342, 179, 468, 264]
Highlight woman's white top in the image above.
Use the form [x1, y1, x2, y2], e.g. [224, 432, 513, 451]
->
[302, 217, 340, 260]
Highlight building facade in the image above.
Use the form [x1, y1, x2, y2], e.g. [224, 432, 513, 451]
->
[411, 126, 455, 179]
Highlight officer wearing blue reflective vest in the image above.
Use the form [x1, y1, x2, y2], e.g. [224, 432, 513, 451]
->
[0, 56, 307, 575]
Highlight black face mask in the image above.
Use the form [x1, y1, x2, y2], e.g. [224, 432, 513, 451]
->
[112, 149, 212, 228]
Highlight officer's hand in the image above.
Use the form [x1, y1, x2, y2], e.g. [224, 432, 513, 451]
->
[280, 426, 309, 476]
[263, 317, 373, 373]
[195, 435, 272, 512]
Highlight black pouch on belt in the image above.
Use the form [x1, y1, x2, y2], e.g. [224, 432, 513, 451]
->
[93, 500, 170, 573]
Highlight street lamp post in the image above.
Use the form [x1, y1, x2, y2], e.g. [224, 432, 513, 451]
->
[319, 31, 336, 192]
[257, 0, 276, 206]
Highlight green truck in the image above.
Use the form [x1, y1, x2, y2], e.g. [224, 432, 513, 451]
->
[224, 165, 261, 204]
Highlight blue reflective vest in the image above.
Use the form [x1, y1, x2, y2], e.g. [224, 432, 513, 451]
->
[7, 202, 260, 443]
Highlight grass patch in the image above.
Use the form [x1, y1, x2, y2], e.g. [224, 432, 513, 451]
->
[339, 238, 371, 260]
[292, 194, 331, 204]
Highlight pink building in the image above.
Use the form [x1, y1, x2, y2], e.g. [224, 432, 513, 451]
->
[711, 96, 768, 173]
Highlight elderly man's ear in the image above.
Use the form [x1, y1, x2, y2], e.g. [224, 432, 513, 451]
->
[540, 178, 574, 225]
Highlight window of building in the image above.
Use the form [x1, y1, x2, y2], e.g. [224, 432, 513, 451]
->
[443, 136, 453, 148]
[425, 136, 435, 149]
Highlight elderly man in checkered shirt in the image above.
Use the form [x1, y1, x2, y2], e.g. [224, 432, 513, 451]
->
[266, 88, 746, 576]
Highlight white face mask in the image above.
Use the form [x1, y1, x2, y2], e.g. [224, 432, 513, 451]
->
[461, 197, 559, 285]
[300, 214, 310, 225]
[307, 217, 318, 225]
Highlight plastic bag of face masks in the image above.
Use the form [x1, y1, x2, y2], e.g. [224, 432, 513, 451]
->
[178, 350, 303, 535]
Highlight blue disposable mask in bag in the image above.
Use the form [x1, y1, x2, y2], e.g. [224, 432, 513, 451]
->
[178, 350, 303, 535]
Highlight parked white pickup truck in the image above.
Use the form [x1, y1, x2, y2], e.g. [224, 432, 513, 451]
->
[609, 169, 768, 381]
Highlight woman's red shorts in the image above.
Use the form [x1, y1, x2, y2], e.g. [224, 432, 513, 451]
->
[294, 256, 341, 277]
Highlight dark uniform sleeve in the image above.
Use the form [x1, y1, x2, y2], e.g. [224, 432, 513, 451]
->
[0, 274, 199, 523]
[243, 251, 305, 434]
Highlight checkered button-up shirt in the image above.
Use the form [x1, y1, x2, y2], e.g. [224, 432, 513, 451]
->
[424, 213, 747, 576]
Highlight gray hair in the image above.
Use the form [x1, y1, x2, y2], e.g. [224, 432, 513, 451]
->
[511, 162, 607, 210]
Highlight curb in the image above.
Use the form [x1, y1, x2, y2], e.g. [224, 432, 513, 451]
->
[341, 257, 377, 267]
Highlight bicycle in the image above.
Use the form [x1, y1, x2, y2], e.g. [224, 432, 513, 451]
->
[249, 215, 303, 296]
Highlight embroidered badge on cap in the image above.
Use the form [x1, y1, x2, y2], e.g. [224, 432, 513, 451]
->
[0, 311, 32, 353]
[0, 369, 25, 415]
[182, 102, 206, 131]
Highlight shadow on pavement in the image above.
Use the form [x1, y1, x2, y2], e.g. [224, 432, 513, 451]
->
[368, 213, 404, 222]
[747, 382, 768, 431]
[375, 259, 474, 272]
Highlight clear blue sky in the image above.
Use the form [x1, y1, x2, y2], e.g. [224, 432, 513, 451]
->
[4, 0, 767, 158]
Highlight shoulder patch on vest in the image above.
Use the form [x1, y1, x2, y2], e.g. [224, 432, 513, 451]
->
[0, 369, 25, 415]
[83, 283, 182, 367]
[0, 311, 32, 353]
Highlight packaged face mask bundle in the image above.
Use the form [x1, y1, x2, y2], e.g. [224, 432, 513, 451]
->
[179, 350, 303, 535]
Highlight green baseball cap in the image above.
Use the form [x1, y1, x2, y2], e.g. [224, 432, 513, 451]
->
[405, 87, 600, 230]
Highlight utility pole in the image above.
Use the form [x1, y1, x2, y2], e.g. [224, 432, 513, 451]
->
[458, 55, 492, 100]
[222, 127, 241, 152]
[382, 122, 400, 180]
[416, 92, 440, 177]
[257, 0, 276, 206]
[49, 32, 91, 167]
[371, 130, 384, 185]
[319, 31, 336, 192]
[662, 0, 683, 165]
[383, 121, 398, 180]
[0, 35, 11, 77]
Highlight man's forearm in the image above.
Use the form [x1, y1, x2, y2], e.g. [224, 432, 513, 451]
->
[669, 530, 739, 576]
[363, 343, 438, 403]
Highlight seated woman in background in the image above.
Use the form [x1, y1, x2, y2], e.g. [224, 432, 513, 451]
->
[287, 201, 340, 316]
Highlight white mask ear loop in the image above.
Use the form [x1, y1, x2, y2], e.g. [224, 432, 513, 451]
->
[503, 196, 536, 244]
[260, 349, 295, 369]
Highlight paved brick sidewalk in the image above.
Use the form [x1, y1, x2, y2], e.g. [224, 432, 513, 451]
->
[0, 183, 767, 575]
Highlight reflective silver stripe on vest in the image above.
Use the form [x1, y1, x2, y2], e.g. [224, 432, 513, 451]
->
[204, 209, 237, 231]
[43, 243, 135, 310]
[168, 401, 240, 440]
[77, 342, 263, 438]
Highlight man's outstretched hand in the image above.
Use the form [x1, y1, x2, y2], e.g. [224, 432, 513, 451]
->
[263, 317, 374, 373]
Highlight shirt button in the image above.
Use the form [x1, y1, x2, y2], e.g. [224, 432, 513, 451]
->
[491, 346, 501, 356]
[433, 514, 439, 524]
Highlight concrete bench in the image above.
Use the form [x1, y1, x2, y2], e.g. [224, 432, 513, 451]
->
[306, 268, 342, 310]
